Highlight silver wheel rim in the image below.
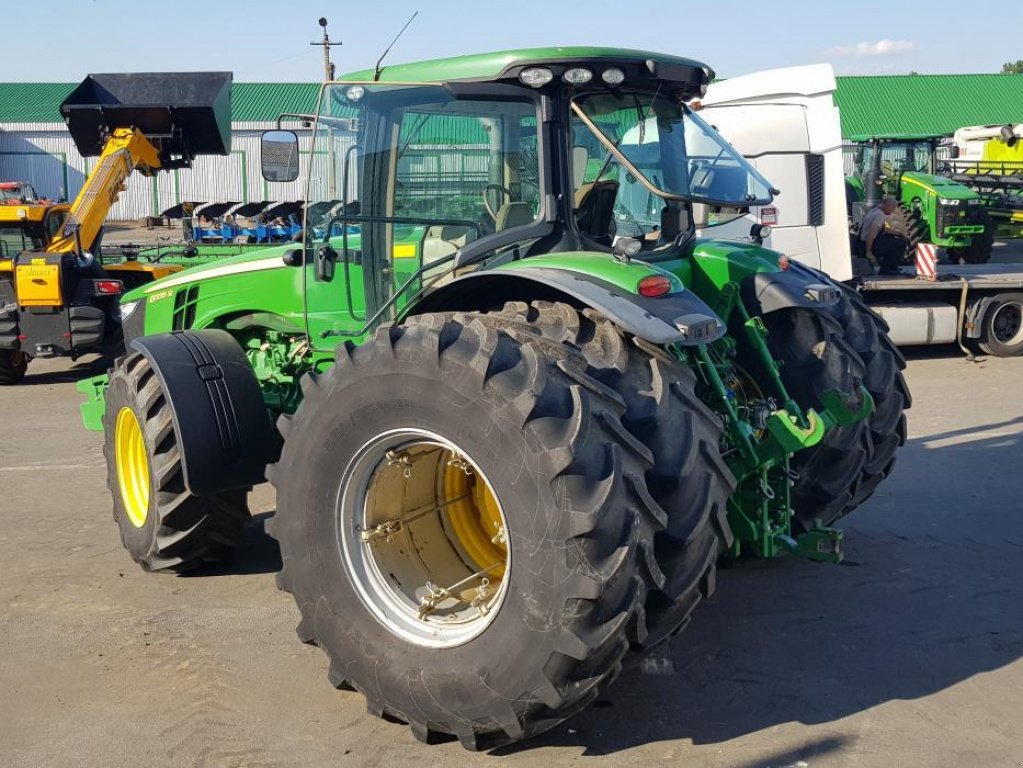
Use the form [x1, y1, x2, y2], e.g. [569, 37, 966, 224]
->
[991, 302, 1023, 346]
[337, 429, 510, 648]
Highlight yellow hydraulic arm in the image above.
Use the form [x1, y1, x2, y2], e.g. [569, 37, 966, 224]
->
[46, 127, 161, 255]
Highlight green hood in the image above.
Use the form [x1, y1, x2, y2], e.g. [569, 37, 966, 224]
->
[901, 171, 979, 202]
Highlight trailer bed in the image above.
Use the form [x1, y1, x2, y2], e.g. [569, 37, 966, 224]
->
[859, 263, 1023, 291]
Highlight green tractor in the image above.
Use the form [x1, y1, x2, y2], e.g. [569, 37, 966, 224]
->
[79, 48, 909, 749]
[846, 135, 993, 263]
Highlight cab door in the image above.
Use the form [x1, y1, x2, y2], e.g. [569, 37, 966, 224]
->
[301, 83, 545, 352]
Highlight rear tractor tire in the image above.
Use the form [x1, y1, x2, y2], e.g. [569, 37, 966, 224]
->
[0, 350, 28, 385]
[104, 353, 250, 572]
[761, 288, 909, 532]
[888, 204, 924, 262]
[480, 300, 735, 652]
[268, 313, 687, 749]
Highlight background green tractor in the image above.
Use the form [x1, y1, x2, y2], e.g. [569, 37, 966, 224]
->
[846, 135, 993, 263]
[79, 48, 909, 749]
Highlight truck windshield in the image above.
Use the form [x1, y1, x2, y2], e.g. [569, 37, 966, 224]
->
[571, 91, 775, 210]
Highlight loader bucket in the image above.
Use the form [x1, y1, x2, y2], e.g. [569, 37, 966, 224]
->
[60, 72, 232, 169]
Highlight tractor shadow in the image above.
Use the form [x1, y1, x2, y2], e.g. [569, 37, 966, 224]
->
[187, 513, 282, 577]
[497, 419, 1023, 757]
[21, 353, 112, 385]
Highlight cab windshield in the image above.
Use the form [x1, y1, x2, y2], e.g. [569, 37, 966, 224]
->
[858, 141, 936, 176]
[570, 90, 774, 243]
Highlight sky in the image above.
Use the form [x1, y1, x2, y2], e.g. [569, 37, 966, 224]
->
[6, 0, 1017, 82]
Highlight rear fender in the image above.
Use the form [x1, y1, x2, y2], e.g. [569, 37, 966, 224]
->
[407, 268, 726, 345]
[129, 329, 275, 495]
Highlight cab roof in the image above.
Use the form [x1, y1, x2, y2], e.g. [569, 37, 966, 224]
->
[341, 46, 712, 94]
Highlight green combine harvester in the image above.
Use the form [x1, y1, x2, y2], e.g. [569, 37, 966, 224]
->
[78, 48, 910, 749]
[845, 135, 993, 263]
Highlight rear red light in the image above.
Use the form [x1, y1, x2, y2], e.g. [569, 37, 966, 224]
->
[637, 275, 673, 297]
[95, 280, 122, 294]
[761, 207, 778, 225]
[778, 255, 790, 271]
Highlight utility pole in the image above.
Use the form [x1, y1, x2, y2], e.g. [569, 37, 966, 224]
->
[311, 17, 341, 82]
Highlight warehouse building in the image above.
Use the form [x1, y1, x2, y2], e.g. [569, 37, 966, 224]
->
[0, 82, 319, 220]
[1, 74, 1021, 221]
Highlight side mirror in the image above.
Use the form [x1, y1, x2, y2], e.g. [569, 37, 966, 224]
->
[261, 130, 300, 183]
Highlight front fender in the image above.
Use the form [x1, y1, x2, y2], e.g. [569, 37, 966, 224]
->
[129, 329, 275, 495]
[408, 267, 726, 346]
[740, 265, 842, 316]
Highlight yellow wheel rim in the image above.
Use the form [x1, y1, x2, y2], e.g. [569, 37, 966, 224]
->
[341, 432, 511, 647]
[114, 407, 150, 528]
[444, 462, 507, 579]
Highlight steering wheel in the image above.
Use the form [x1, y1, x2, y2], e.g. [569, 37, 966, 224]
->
[483, 184, 515, 221]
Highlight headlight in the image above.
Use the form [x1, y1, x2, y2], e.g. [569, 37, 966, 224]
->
[563, 67, 593, 85]
[601, 68, 626, 86]
[519, 68, 554, 88]
[939, 198, 959, 206]
[119, 300, 140, 321]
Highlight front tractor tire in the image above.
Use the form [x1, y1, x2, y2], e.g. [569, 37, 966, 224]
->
[268, 313, 680, 749]
[762, 289, 909, 532]
[0, 350, 28, 385]
[947, 209, 995, 265]
[104, 353, 250, 572]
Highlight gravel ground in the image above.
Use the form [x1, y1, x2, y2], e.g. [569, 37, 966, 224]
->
[1, 244, 1022, 767]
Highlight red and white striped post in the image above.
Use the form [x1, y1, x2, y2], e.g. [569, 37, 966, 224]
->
[915, 242, 938, 281]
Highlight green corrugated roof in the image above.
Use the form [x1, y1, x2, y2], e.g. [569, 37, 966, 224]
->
[0, 81, 319, 124]
[2, 73, 1021, 137]
[834, 74, 1023, 140]
[0, 82, 75, 123]
[231, 82, 318, 122]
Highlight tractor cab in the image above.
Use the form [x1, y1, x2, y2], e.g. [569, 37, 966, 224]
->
[0, 182, 45, 204]
[264, 48, 776, 344]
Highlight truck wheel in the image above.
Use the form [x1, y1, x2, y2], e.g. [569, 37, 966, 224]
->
[948, 211, 995, 265]
[104, 353, 250, 572]
[481, 301, 734, 652]
[0, 350, 28, 385]
[979, 293, 1023, 356]
[762, 291, 909, 530]
[268, 314, 660, 749]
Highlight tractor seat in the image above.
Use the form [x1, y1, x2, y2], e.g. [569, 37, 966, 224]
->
[495, 202, 534, 231]
[574, 180, 618, 243]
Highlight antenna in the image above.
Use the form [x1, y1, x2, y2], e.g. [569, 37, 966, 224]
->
[310, 17, 342, 82]
[374, 11, 418, 82]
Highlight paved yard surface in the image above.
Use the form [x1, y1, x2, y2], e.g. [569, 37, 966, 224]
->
[1, 344, 1022, 767]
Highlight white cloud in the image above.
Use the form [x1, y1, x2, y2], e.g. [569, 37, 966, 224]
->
[824, 39, 916, 58]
